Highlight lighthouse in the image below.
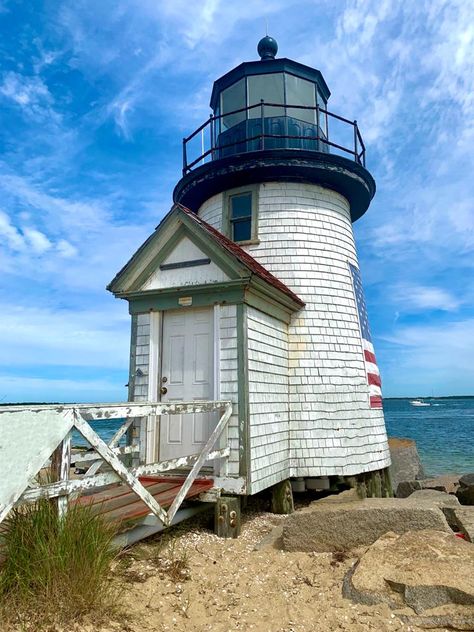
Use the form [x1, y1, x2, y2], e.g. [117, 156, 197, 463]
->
[108, 36, 392, 517]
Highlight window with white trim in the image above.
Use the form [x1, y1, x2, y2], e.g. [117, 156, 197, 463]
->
[225, 185, 258, 244]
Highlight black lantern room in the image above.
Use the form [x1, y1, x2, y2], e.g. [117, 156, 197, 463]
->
[210, 36, 330, 157]
[174, 37, 375, 222]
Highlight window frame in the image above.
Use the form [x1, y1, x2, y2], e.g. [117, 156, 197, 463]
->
[223, 184, 259, 245]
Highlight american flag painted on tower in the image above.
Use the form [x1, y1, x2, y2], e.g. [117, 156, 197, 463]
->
[349, 263, 383, 409]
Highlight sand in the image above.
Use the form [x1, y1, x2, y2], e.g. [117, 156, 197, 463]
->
[85, 499, 445, 632]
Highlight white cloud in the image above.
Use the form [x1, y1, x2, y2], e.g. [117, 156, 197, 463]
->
[0, 72, 57, 122]
[0, 303, 130, 369]
[378, 317, 474, 396]
[0, 170, 111, 234]
[56, 239, 77, 258]
[23, 227, 52, 254]
[390, 284, 461, 312]
[382, 318, 474, 374]
[0, 210, 25, 251]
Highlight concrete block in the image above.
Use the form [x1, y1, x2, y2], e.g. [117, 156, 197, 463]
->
[457, 473, 474, 505]
[282, 497, 452, 552]
[343, 530, 474, 629]
[389, 437, 425, 493]
[442, 506, 474, 542]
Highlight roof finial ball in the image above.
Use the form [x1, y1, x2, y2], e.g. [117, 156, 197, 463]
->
[257, 35, 278, 60]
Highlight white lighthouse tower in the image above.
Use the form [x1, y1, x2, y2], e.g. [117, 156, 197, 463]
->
[109, 36, 391, 519]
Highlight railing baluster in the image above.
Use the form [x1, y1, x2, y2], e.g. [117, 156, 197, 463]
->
[182, 138, 187, 175]
[354, 120, 358, 164]
[209, 113, 214, 159]
[316, 103, 320, 151]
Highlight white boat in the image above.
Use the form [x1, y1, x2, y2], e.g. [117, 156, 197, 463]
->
[410, 399, 431, 407]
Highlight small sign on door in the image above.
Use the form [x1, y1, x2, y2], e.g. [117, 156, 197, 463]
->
[178, 296, 192, 307]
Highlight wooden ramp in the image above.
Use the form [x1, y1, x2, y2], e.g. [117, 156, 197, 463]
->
[75, 476, 213, 528]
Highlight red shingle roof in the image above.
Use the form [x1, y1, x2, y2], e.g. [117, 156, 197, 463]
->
[177, 204, 304, 307]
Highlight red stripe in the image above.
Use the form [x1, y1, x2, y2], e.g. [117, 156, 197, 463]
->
[364, 349, 377, 364]
[368, 372, 382, 387]
[370, 396, 383, 409]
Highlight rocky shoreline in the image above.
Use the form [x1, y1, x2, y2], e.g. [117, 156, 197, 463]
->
[50, 437, 474, 632]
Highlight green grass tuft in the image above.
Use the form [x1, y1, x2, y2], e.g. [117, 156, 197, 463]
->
[0, 498, 121, 630]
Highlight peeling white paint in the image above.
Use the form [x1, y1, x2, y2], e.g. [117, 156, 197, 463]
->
[0, 400, 233, 528]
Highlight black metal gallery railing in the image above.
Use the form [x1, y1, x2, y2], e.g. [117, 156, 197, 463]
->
[182, 101, 366, 175]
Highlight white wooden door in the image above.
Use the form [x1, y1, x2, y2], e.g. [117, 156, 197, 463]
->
[159, 307, 215, 461]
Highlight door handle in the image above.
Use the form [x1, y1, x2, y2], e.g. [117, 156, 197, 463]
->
[160, 386, 168, 395]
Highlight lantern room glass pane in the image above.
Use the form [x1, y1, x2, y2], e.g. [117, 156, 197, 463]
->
[285, 74, 316, 124]
[317, 88, 328, 136]
[221, 79, 246, 130]
[247, 73, 284, 118]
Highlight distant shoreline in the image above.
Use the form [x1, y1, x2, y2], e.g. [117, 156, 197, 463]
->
[384, 395, 474, 400]
[2, 395, 474, 406]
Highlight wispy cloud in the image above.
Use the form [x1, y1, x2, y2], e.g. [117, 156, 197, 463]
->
[390, 284, 462, 313]
[0, 71, 59, 123]
[0, 303, 129, 369]
[379, 318, 474, 395]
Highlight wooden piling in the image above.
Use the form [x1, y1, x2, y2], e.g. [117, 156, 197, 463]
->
[215, 496, 241, 538]
[271, 479, 294, 514]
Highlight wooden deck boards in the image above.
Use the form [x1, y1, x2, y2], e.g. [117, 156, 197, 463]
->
[74, 476, 213, 527]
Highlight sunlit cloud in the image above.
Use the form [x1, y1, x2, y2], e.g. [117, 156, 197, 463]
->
[390, 284, 462, 313]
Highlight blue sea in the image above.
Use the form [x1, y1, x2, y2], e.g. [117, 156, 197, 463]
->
[72, 398, 474, 478]
[384, 398, 474, 477]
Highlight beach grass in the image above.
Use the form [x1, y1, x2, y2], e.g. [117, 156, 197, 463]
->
[0, 497, 121, 630]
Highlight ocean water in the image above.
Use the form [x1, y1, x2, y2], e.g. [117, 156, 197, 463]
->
[72, 419, 127, 449]
[383, 397, 474, 477]
[72, 398, 474, 478]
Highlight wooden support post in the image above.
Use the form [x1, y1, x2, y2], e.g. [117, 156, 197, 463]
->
[356, 475, 367, 499]
[271, 479, 294, 515]
[382, 467, 394, 498]
[365, 473, 374, 498]
[50, 434, 71, 519]
[215, 496, 241, 538]
[374, 471, 382, 498]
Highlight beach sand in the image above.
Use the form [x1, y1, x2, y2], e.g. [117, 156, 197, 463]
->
[85, 499, 445, 632]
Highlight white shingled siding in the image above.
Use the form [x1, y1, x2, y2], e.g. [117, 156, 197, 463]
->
[198, 182, 390, 478]
[199, 192, 223, 229]
[128, 313, 151, 464]
[217, 304, 240, 477]
[142, 235, 229, 290]
[130, 313, 150, 401]
[247, 307, 290, 494]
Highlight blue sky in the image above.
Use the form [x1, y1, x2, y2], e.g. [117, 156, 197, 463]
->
[0, 0, 472, 402]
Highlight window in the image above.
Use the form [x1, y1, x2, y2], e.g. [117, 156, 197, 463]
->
[225, 186, 258, 243]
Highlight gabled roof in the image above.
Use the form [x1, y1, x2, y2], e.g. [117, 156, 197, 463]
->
[107, 203, 304, 309]
[177, 205, 304, 306]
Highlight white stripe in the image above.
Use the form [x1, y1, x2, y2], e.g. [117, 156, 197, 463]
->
[369, 384, 382, 396]
[362, 339, 375, 354]
[366, 361, 379, 376]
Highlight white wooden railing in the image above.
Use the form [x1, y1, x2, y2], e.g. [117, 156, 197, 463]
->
[0, 401, 232, 528]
